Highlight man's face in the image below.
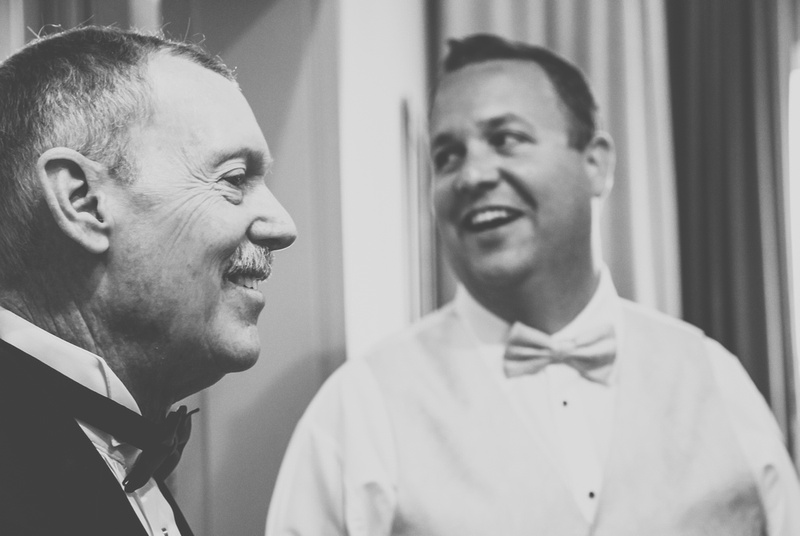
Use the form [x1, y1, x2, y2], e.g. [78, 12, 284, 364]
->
[430, 60, 599, 296]
[102, 55, 296, 397]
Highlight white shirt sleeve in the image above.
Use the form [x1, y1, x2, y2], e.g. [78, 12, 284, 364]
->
[706, 339, 800, 536]
[265, 359, 397, 536]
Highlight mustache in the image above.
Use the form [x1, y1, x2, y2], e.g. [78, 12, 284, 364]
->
[225, 243, 274, 280]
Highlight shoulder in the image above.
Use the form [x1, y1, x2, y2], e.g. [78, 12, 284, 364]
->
[618, 299, 781, 437]
[301, 305, 457, 407]
[359, 303, 461, 363]
[619, 298, 703, 335]
[300, 305, 463, 428]
[295, 345, 400, 442]
[699, 336, 800, 516]
[618, 298, 705, 338]
[702, 337, 784, 439]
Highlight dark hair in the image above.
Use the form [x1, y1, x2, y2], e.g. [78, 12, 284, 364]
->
[0, 25, 236, 284]
[441, 33, 597, 150]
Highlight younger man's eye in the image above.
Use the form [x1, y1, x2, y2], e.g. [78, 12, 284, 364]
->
[489, 131, 530, 150]
[433, 146, 464, 173]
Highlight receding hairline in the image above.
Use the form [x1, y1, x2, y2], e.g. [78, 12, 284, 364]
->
[435, 57, 559, 95]
[146, 47, 239, 81]
[114, 49, 245, 162]
[430, 58, 570, 127]
[138, 48, 242, 112]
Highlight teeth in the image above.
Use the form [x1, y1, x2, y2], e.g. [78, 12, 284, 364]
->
[230, 275, 259, 290]
[470, 208, 511, 225]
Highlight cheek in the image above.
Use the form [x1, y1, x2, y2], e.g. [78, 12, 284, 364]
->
[534, 160, 591, 209]
[432, 182, 457, 220]
[158, 207, 246, 266]
[538, 193, 592, 246]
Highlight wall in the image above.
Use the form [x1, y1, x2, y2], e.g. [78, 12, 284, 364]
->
[338, 0, 430, 357]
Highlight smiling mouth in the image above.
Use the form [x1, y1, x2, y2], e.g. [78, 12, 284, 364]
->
[223, 244, 273, 291]
[224, 265, 271, 291]
[461, 206, 524, 232]
[225, 273, 264, 290]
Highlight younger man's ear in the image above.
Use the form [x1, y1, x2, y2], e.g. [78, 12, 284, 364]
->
[36, 148, 111, 254]
[584, 131, 616, 198]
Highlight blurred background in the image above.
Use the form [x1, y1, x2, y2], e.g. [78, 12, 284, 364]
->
[2, 0, 799, 534]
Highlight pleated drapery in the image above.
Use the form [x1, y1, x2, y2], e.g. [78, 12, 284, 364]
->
[667, 0, 796, 445]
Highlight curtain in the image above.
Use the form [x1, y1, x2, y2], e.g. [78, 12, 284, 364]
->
[667, 0, 796, 447]
[433, 0, 682, 317]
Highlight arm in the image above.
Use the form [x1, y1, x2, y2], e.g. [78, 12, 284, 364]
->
[706, 340, 800, 536]
[265, 360, 397, 536]
[265, 420, 348, 536]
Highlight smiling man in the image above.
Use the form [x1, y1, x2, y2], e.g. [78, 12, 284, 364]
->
[266, 34, 800, 535]
[0, 26, 295, 535]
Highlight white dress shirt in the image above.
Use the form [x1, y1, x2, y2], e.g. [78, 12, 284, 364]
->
[266, 268, 800, 535]
[463, 271, 620, 521]
[0, 307, 182, 536]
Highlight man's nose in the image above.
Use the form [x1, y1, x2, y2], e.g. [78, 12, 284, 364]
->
[457, 144, 501, 192]
[247, 186, 297, 251]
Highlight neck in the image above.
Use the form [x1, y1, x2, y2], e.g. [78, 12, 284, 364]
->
[469, 260, 601, 335]
[0, 288, 173, 422]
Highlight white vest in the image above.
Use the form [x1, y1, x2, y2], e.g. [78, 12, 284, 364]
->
[366, 300, 765, 535]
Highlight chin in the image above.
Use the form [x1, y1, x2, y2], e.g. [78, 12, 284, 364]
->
[210, 326, 262, 374]
[462, 256, 535, 290]
[222, 341, 261, 373]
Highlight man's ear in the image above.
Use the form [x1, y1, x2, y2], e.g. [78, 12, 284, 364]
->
[584, 132, 615, 198]
[36, 148, 111, 254]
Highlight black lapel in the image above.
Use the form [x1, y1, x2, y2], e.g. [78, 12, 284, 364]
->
[0, 339, 149, 535]
[158, 480, 195, 536]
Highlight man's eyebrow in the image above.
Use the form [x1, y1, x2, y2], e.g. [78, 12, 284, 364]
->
[430, 113, 533, 150]
[430, 132, 459, 151]
[209, 148, 273, 174]
[477, 113, 530, 131]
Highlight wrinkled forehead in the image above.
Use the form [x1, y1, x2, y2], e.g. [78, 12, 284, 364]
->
[137, 54, 271, 163]
[145, 54, 247, 126]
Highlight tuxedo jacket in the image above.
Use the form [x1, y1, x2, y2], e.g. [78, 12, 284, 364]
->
[0, 338, 193, 536]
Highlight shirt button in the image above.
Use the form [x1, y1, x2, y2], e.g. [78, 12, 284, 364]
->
[589, 491, 596, 499]
[562, 400, 568, 407]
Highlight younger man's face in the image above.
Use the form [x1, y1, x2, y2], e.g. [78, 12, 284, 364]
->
[429, 59, 597, 296]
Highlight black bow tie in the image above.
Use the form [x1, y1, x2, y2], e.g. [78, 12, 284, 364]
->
[122, 405, 198, 493]
[5, 344, 197, 492]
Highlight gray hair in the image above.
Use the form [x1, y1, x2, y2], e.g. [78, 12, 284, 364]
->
[0, 25, 236, 286]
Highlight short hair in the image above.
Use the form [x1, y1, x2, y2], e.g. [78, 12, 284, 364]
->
[440, 33, 598, 151]
[0, 26, 236, 285]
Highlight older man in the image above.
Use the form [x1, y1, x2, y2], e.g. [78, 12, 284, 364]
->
[0, 26, 296, 535]
[266, 34, 800, 535]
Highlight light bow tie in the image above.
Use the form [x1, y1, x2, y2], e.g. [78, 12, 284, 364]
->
[503, 322, 617, 383]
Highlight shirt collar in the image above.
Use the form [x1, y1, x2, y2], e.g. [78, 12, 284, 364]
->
[0, 307, 142, 458]
[454, 265, 620, 346]
[0, 307, 142, 456]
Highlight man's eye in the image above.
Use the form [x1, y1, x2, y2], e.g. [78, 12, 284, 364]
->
[433, 147, 464, 172]
[489, 131, 529, 150]
[220, 173, 246, 187]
